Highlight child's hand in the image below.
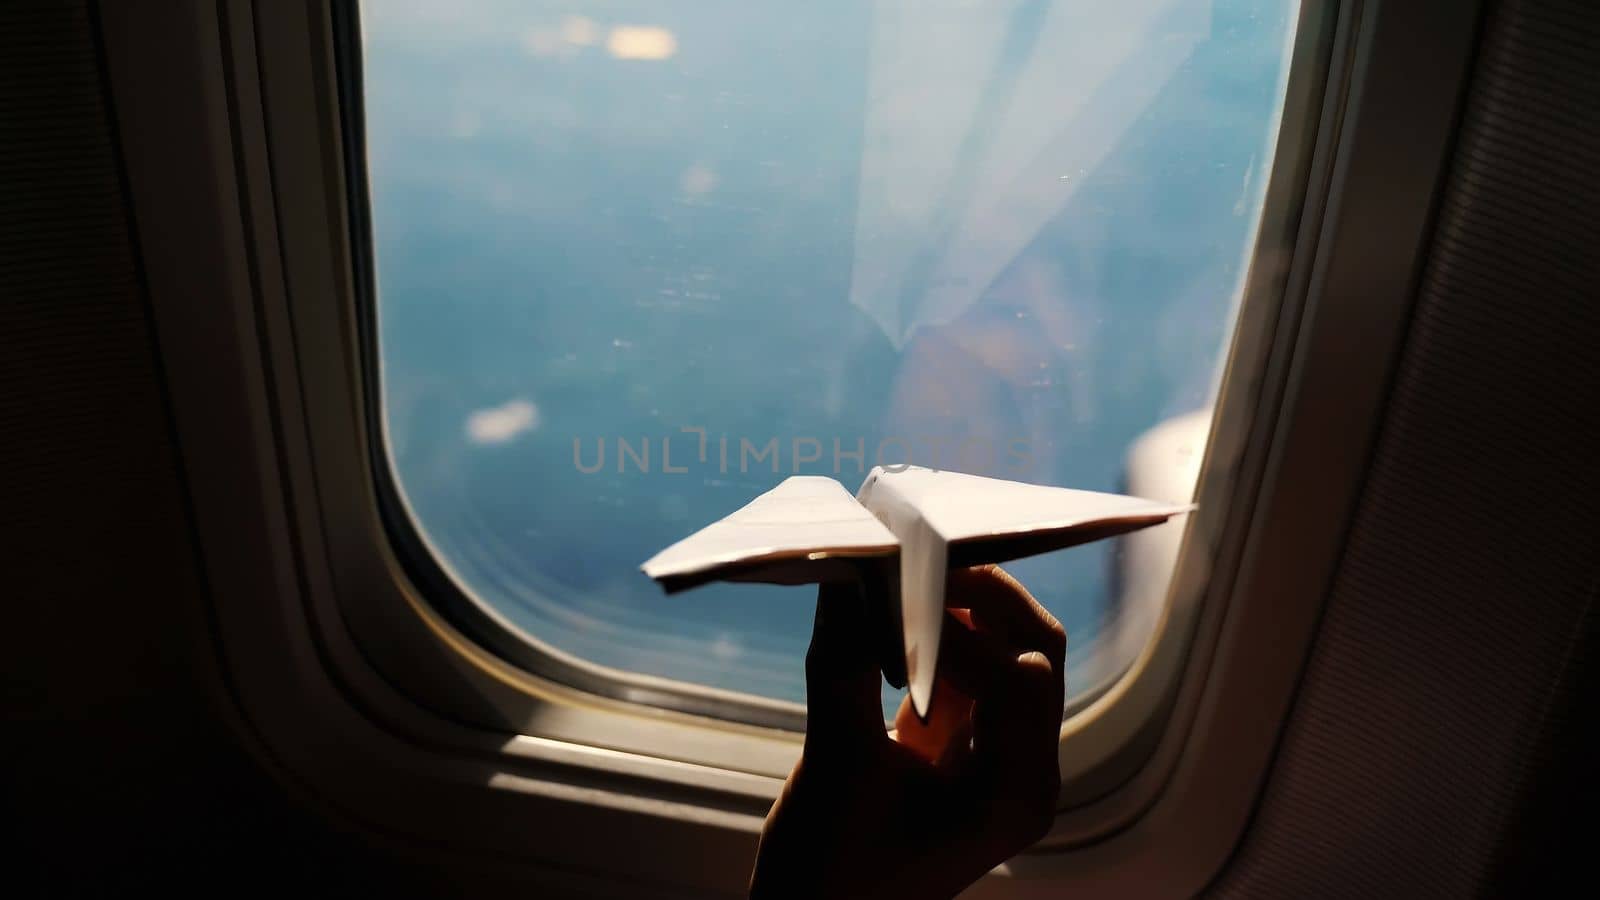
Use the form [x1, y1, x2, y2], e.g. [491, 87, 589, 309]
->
[750, 566, 1067, 899]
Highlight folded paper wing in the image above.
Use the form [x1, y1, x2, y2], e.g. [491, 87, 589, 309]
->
[642, 476, 899, 594]
[853, 467, 1192, 720]
[641, 466, 1193, 719]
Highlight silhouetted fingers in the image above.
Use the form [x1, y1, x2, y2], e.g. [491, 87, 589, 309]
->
[935, 610, 1021, 701]
[982, 647, 1063, 841]
[948, 565, 1066, 670]
[940, 601, 1063, 828]
[804, 581, 888, 755]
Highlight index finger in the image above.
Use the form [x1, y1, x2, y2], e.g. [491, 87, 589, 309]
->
[804, 581, 888, 755]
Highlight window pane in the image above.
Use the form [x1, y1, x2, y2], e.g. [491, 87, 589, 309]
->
[361, 0, 1301, 715]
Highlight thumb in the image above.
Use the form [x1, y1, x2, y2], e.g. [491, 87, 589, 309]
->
[804, 580, 886, 755]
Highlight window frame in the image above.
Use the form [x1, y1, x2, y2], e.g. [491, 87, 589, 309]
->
[99, 0, 1485, 893]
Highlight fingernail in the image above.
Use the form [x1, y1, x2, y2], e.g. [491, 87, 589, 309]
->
[1016, 650, 1050, 668]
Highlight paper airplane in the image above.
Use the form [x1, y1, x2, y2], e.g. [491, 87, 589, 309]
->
[642, 466, 1192, 719]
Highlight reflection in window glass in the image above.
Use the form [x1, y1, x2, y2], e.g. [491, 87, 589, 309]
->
[362, 0, 1301, 714]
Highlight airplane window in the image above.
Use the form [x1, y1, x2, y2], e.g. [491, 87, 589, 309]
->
[360, 0, 1302, 718]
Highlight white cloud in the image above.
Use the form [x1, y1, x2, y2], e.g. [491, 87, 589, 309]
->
[679, 163, 717, 195]
[519, 14, 603, 59]
[708, 633, 743, 661]
[607, 25, 677, 61]
[560, 15, 600, 47]
[465, 398, 540, 445]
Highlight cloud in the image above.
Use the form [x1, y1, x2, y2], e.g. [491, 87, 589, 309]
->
[708, 633, 743, 661]
[465, 398, 540, 445]
[607, 25, 677, 61]
[520, 14, 601, 58]
[679, 163, 717, 195]
[560, 15, 599, 47]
